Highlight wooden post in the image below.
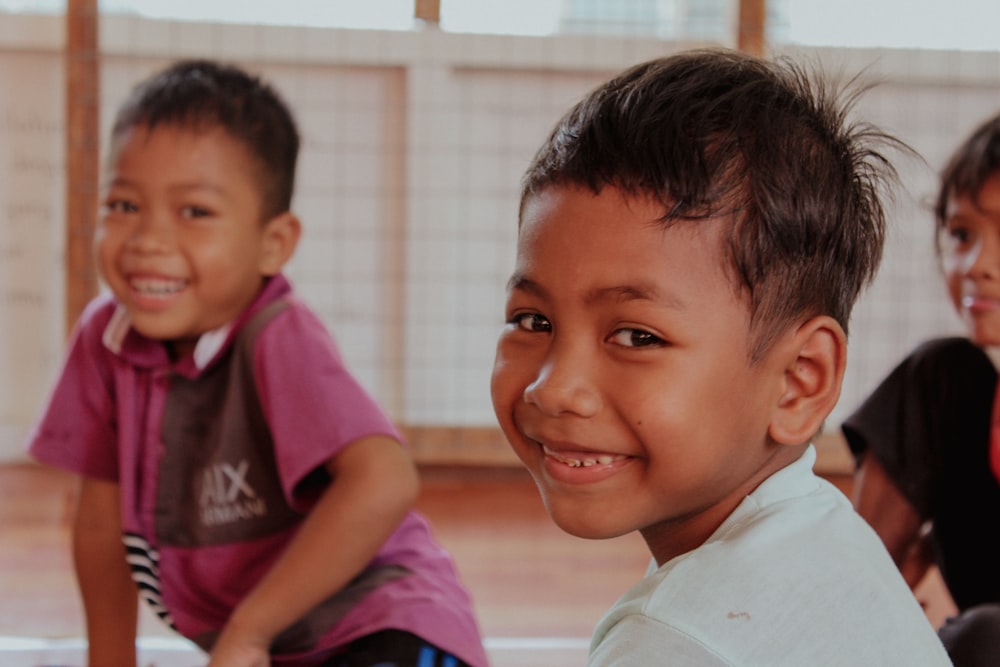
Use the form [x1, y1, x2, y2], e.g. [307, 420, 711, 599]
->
[737, 0, 766, 55]
[414, 0, 440, 25]
[65, 0, 100, 335]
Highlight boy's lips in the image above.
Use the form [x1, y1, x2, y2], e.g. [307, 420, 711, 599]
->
[532, 441, 634, 486]
[962, 295, 1000, 314]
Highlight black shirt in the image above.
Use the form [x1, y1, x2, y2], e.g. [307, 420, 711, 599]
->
[842, 337, 1000, 610]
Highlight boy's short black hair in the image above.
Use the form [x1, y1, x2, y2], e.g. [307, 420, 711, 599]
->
[934, 111, 1000, 238]
[521, 48, 902, 360]
[110, 59, 299, 220]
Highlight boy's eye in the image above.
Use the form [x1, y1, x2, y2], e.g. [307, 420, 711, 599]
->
[945, 224, 973, 246]
[104, 199, 138, 214]
[939, 221, 983, 264]
[608, 327, 665, 348]
[511, 312, 552, 333]
[180, 205, 213, 219]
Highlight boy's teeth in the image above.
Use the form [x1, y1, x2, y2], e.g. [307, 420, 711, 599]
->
[543, 447, 623, 467]
[131, 277, 186, 295]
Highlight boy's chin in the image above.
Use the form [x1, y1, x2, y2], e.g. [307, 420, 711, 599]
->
[536, 489, 635, 541]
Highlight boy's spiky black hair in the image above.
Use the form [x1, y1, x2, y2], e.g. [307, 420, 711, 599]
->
[522, 48, 905, 360]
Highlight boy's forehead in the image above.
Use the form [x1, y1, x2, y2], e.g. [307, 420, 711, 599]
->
[113, 120, 223, 149]
[107, 122, 257, 173]
[518, 186, 728, 264]
[103, 122, 267, 203]
[515, 184, 748, 304]
[518, 185, 732, 250]
[948, 172, 1000, 217]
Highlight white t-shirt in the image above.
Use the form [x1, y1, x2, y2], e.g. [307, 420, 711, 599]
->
[589, 446, 952, 666]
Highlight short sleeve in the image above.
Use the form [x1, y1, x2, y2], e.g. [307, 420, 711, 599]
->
[249, 300, 402, 509]
[840, 337, 996, 518]
[27, 295, 119, 480]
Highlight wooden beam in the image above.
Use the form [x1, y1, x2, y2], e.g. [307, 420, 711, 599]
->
[65, 0, 100, 336]
[414, 0, 440, 25]
[737, 0, 766, 55]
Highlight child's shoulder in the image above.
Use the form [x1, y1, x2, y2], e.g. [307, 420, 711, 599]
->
[913, 335, 985, 360]
[902, 336, 994, 384]
[246, 293, 328, 342]
[594, 476, 946, 664]
[243, 293, 346, 369]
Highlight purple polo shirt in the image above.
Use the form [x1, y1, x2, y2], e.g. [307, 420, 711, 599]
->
[28, 275, 487, 666]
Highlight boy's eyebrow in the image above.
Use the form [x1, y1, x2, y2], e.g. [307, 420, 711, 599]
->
[585, 284, 686, 309]
[107, 175, 230, 197]
[507, 274, 686, 309]
[167, 182, 230, 197]
[506, 274, 544, 296]
[954, 202, 1000, 220]
[105, 175, 136, 189]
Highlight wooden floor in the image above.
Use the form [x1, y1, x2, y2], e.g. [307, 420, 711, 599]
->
[0, 462, 650, 666]
[0, 462, 954, 667]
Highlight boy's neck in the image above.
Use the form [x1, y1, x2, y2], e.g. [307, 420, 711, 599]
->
[642, 442, 809, 566]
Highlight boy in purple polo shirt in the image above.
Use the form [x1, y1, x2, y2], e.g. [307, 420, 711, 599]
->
[28, 60, 487, 667]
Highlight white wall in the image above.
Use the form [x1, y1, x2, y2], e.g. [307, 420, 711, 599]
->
[1, 12, 996, 460]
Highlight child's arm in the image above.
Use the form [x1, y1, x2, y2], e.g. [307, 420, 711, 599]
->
[207, 434, 420, 667]
[852, 453, 930, 588]
[72, 476, 139, 667]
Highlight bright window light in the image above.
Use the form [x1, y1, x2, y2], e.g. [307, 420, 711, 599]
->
[0, 0, 997, 51]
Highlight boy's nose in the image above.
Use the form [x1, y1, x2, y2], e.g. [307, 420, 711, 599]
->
[968, 229, 1000, 280]
[125, 212, 172, 253]
[522, 355, 602, 418]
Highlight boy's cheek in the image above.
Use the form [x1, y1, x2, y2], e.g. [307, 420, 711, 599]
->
[489, 353, 516, 407]
[490, 344, 530, 411]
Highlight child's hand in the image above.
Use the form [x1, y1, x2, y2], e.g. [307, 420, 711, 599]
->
[205, 435, 417, 667]
[206, 630, 271, 667]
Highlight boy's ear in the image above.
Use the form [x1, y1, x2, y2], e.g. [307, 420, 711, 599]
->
[768, 315, 846, 446]
[258, 211, 301, 276]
